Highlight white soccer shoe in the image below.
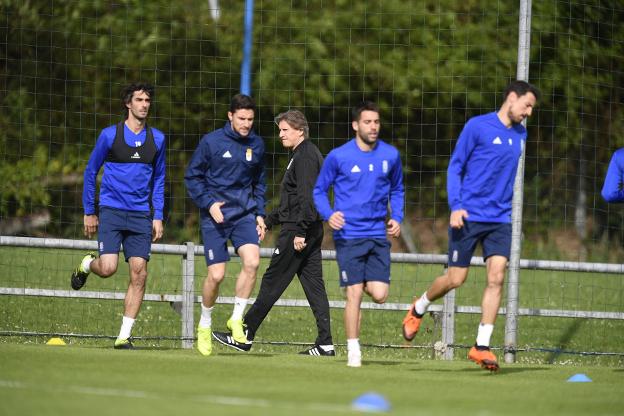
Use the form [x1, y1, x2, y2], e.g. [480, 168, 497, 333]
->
[347, 350, 362, 367]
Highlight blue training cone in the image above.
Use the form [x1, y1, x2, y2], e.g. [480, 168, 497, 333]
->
[352, 392, 391, 413]
[567, 373, 592, 383]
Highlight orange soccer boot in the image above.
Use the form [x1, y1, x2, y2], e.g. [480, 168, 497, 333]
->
[401, 306, 423, 341]
[468, 345, 499, 372]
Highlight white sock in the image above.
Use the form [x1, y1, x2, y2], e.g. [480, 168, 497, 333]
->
[319, 344, 334, 352]
[476, 323, 494, 347]
[199, 304, 213, 328]
[414, 292, 431, 315]
[117, 316, 135, 340]
[347, 338, 360, 353]
[81, 255, 94, 273]
[231, 297, 248, 320]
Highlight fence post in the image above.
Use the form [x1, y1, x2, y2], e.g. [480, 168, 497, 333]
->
[505, 0, 533, 364]
[181, 242, 195, 349]
[441, 287, 455, 360]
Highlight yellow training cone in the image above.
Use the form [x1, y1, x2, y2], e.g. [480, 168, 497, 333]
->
[46, 337, 66, 346]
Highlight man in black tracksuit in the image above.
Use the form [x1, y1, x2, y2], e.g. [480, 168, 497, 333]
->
[213, 109, 334, 356]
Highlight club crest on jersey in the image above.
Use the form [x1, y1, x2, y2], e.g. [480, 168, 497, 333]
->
[246, 148, 252, 162]
[382, 160, 388, 173]
[369, 163, 374, 171]
[508, 138, 513, 145]
[351, 165, 361, 173]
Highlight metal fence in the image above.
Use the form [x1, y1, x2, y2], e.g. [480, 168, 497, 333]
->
[2, 235, 622, 360]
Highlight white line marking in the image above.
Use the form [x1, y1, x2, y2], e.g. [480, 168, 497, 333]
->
[0, 379, 353, 413]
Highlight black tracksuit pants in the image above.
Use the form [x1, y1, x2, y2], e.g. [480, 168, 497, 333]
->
[244, 222, 333, 345]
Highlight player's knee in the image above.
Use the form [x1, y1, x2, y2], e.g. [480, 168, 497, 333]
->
[132, 266, 147, 279]
[486, 274, 505, 289]
[208, 272, 225, 285]
[371, 292, 387, 304]
[447, 278, 463, 290]
[242, 256, 260, 273]
[98, 262, 117, 277]
[446, 271, 467, 290]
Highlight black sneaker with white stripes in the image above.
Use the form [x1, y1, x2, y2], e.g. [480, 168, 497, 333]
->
[299, 345, 336, 356]
[212, 331, 252, 352]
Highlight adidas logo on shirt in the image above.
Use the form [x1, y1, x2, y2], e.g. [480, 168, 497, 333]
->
[492, 137, 502, 145]
[351, 165, 361, 173]
[223, 151, 232, 158]
[131, 152, 140, 159]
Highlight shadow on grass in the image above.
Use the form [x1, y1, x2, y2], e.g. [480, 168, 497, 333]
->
[363, 360, 414, 367]
[420, 366, 549, 375]
[546, 318, 585, 364]
[99, 346, 179, 351]
[470, 367, 549, 375]
[217, 352, 276, 358]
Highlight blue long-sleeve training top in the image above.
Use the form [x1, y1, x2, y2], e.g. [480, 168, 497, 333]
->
[185, 121, 266, 222]
[313, 138, 404, 240]
[447, 112, 526, 223]
[82, 123, 166, 219]
[601, 148, 624, 203]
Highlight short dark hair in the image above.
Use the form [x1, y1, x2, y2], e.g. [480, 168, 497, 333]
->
[229, 93, 256, 114]
[121, 82, 154, 111]
[352, 100, 380, 122]
[503, 80, 540, 102]
[274, 109, 309, 139]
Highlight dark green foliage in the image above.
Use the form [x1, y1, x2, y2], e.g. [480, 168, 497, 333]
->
[1, 1, 623, 256]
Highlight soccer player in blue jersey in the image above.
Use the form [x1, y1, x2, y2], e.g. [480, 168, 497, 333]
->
[601, 149, 624, 203]
[314, 101, 404, 367]
[402, 80, 539, 371]
[71, 82, 166, 349]
[185, 94, 267, 356]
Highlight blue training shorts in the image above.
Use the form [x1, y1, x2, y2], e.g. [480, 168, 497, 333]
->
[447, 221, 512, 267]
[334, 238, 391, 287]
[98, 207, 152, 262]
[200, 214, 259, 265]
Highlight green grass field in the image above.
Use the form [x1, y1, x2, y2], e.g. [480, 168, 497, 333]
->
[1, 246, 624, 366]
[1, 342, 622, 416]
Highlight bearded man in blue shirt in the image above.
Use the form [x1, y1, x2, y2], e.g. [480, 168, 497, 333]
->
[314, 101, 404, 367]
[402, 80, 540, 371]
[71, 82, 166, 349]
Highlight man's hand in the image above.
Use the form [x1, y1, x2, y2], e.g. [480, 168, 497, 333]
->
[83, 214, 99, 238]
[450, 209, 469, 229]
[386, 219, 401, 238]
[293, 236, 307, 252]
[256, 216, 267, 241]
[328, 211, 345, 230]
[209, 201, 226, 223]
[152, 219, 164, 242]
